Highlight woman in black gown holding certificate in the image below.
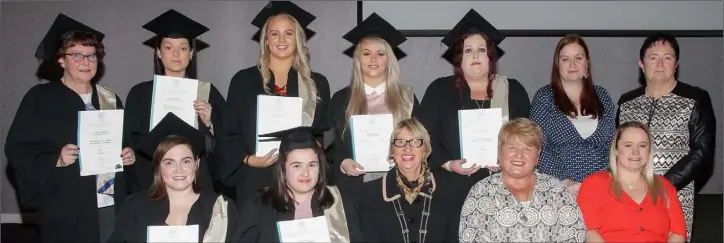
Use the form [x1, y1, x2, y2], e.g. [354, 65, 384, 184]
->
[417, 10, 531, 202]
[124, 9, 225, 193]
[221, 1, 331, 209]
[328, 13, 418, 202]
[109, 121, 240, 243]
[237, 127, 362, 242]
[5, 14, 136, 243]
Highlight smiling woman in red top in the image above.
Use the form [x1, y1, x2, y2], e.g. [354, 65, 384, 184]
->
[578, 121, 686, 243]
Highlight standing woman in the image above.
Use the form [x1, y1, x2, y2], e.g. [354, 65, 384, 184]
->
[330, 13, 418, 201]
[221, 1, 331, 209]
[5, 14, 136, 242]
[417, 10, 530, 201]
[617, 33, 716, 241]
[528, 34, 616, 193]
[124, 9, 225, 193]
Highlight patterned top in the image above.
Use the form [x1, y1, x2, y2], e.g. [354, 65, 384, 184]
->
[616, 81, 715, 241]
[529, 85, 616, 182]
[459, 172, 587, 243]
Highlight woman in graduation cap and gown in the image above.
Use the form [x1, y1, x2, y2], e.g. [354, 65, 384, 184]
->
[4, 14, 136, 243]
[109, 114, 240, 243]
[328, 13, 419, 203]
[124, 9, 225, 194]
[417, 10, 531, 202]
[221, 1, 331, 208]
[237, 126, 363, 242]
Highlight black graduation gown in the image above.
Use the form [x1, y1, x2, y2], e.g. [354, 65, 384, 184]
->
[108, 190, 240, 243]
[236, 188, 363, 242]
[416, 75, 530, 201]
[327, 86, 420, 201]
[124, 80, 225, 193]
[4, 81, 136, 243]
[220, 66, 331, 209]
[358, 169, 461, 243]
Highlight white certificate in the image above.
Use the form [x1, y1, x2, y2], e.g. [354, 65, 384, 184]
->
[147, 225, 199, 243]
[458, 108, 503, 168]
[350, 114, 394, 172]
[276, 216, 331, 243]
[150, 75, 199, 131]
[78, 110, 124, 176]
[256, 95, 303, 156]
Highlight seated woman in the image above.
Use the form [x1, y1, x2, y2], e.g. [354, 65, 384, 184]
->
[237, 126, 362, 242]
[109, 114, 239, 243]
[578, 121, 686, 243]
[359, 118, 460, 243]
[459, 118, 586, 243]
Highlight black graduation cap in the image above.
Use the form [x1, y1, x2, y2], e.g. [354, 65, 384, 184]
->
[142, 9, 210, 51]
[441, 9, 506, 64]
[342, 13, 407, 60]
[258, 126, 326, 152]
[251, 1, 317, 42]
[35, 13, 105, 60]
[136, 113, 206, 158]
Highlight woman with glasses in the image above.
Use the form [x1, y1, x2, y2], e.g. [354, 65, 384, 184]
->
[5, 14, 136, 243]
[359, 119, 461, 243]
[124, 9, 226, 194]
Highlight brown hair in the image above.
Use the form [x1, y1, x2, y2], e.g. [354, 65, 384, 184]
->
[609, 121, 664, 204]
[55, 30, 106, 61]
[148, 136, 201, 201]
[550, 34, 603, 118]
[452, 32, 499, 104]
[262, 145, 333, 213]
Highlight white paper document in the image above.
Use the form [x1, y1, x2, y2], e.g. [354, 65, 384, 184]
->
[350, 114, 394, 172]
[150, 75, 199, 131]
[78, 110, 124, 176]
[256, 95, 303, 156]
[147, 225, 199, 243]
[458, 108, 503, 168]
[276, 216, 331, 243]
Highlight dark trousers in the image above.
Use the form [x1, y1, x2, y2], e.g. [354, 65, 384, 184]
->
[98, 206, 115, 243]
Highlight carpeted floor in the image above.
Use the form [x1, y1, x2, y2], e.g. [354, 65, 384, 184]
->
[2, 194, 722, 242]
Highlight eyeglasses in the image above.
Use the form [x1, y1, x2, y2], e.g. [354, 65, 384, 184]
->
[65, 53, 99, 62]
[392, 139, 424, 148]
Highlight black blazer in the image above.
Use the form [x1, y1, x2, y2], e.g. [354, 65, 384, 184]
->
[359, 169, 461, 243]
[327, 86, 420, 197]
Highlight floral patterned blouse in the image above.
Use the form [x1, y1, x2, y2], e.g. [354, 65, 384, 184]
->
[459, 172, 587, 242]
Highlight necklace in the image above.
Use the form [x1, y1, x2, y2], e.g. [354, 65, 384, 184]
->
[473, 99, 489, 109]
[627, 184, 636, 190]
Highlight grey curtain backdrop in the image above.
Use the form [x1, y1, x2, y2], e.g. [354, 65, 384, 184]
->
[1, 1, 721, 219]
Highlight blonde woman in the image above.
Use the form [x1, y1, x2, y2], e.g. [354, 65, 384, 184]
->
[578, 121, 686, 243]
[329, 13, 418, 201]
[221, 2, 331, 208]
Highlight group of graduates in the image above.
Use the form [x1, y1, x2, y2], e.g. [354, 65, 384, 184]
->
[5, 1, 717, 243]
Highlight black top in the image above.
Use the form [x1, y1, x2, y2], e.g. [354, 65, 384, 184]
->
[236, 187, 363, 242]
[123, 80, 225, 192]
[251, 1, 317, 41]
[359, 169, 461, 243]
[416, 75, 530, 200]
[36, 13, 105, 60]
[342, 13, 407, 59]
[4, 81, 135, 242]
[220, 66, 331, 208]
[327, 86, 419, 195]
[108, 190, 241, 243]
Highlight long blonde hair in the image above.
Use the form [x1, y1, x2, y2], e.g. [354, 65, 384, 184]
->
[258, 14, 318, 102]
[344, 37, 411, 127]
[609, 121, 664, 204]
